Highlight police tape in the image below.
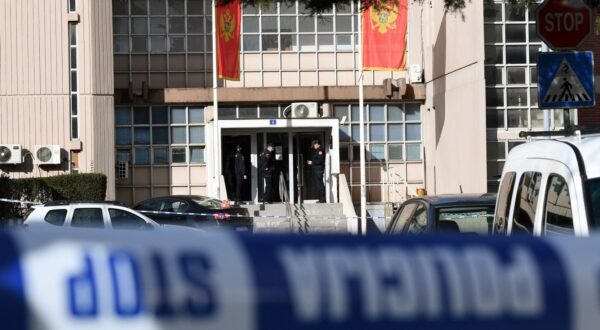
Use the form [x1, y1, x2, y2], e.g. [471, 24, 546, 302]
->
[0, 198, 493, 221]
[0, 198, 41, 205]
[138, 209, 391, 220]
[2, 229, 600, 330]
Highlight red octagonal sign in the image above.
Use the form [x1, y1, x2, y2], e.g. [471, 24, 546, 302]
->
[537, 0, 592, 50]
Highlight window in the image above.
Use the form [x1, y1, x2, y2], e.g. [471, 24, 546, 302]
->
[112, 0, 212, 88]
[335, 103, 423, 202]
[109, 208, 151, 230]
[544, 175, 573, 235]
[405, 204, 427, 234]
[513, 172, 542, 234]
[159, 199, 189, 212]
[438, 206, 495, 235]
[71, 208, 105, 228]
[484, 1, 577, 191]
[587, 179, 600, 228]
[338, 103, 422, 162]
[68, 21, 79, 139]
[389, 203, 417, 234]
[494, 172, 516, 234]
[44, 209, 68, 226]
[136, 199, 161, 211]
[115, 105, 206, 165]
[242, 2, 359, 53]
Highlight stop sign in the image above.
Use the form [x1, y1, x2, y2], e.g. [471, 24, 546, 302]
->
[537, 0, 592, 50]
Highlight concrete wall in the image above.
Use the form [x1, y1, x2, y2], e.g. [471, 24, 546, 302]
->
[0, 0, 116, 199]
[421, 1, 487, 194]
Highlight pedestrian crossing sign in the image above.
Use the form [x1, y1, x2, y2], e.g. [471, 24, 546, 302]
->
[538, 51, 595, 109]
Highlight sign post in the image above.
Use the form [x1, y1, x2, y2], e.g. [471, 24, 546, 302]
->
[538, 52, 595, 109]
[536, 0, 592, 50]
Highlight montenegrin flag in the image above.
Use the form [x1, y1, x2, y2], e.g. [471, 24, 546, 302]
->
[216, 0, 241, 80]
[362, 0, 408, 70]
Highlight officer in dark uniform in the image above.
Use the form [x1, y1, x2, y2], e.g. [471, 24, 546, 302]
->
[233, 145, 247, 205]
[260, 143, 275, 203]
[307, 140, 326, 203]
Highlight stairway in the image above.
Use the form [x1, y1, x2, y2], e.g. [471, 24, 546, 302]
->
[244, 203, 349, 233]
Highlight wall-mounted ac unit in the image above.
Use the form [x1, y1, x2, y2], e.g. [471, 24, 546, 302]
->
[34, 145, 61, 165]
[290, 102, 319, 118]
[0, 144, 22, 164]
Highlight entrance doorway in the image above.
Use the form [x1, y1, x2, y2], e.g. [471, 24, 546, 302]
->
[217, 119, 340, 205]
[256, 133, 289, 203]
[222, 135, 252, 203]
[294, 133, 325, 203]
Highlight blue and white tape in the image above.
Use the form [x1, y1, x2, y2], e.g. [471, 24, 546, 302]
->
[0, 198, 41, 205]
[0, 229, 598, 329]
[139, 209, 390, 221]
[0, 198, 391, 220]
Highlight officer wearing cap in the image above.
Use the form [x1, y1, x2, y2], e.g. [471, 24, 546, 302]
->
[307, 140, 326, 203]
[233, 145, 247, 205]
[260, 143, 275, 203]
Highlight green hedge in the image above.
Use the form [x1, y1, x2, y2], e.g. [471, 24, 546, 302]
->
[0, 173, 107, 219]
[0, 175, 14, 219]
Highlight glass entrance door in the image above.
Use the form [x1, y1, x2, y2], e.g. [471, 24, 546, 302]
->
[294, 132, 325, 203]
[222, 135, 252, 203]
[256, 132, 289, 203]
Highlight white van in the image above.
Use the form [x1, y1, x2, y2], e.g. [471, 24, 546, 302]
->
[493, 134, 600, 236]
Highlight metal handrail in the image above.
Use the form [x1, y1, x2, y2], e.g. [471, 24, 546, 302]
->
[278, 171, 294, 232]
[297, 154, 304, 206]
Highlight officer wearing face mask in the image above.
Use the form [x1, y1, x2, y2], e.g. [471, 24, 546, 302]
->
[307, 140, 326, 203]
[260, 143, 275, 204]
[233, 145, 247, 205]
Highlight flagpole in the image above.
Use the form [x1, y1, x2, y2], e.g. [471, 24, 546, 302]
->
[212, 0, 221, 200]
[358, 2, 367, 235]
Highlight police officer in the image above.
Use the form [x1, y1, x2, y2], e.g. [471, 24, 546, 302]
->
[307, 140, 326, 203]
[233, 145, 247, 205]
[260, 143, 275, 204]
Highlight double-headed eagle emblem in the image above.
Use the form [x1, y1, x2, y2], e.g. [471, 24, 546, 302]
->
[370, 5, 399, 34]
[219, 9, 235, 42]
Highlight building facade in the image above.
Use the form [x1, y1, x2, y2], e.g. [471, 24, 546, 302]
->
[1, 0, 490, 206]
[483, 0, 600, 191]
[0, 0, 116, 198]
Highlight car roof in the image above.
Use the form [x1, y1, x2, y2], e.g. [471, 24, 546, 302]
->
[405, 194, 497, 207]
[507, 134, 600, 179]
[28, 204, 160, 226]
[137, 195, 218, 203]
[43, 200, 126, 207]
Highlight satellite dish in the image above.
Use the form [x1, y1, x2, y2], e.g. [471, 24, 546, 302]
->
[0, 146, 11, 163]
[37, 147, 53, 163]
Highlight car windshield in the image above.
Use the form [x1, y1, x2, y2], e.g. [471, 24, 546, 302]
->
[436, 205, 495, 235]
[586, 178, 600, 228]
[192, 197, 223, 210]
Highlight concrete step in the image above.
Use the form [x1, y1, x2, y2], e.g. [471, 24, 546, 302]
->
[253, 217, 349, 234]
[244, 203, 349, 234]
[244, 203, 345, 217]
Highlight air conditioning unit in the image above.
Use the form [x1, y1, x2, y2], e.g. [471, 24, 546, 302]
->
[34, 145, 61, 165]
[0, 144, 22, 164]
[290, 102, 319, 118]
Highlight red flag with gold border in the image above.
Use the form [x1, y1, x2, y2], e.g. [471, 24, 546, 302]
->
[362, 0, 408, 70]
[216, 0, 241, 80]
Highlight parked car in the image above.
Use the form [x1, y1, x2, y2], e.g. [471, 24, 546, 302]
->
[386, 194, 497, 235]
[133, 195, 253, 231]
[24, 201, 160, 230]
[493, 132, 600, 237]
